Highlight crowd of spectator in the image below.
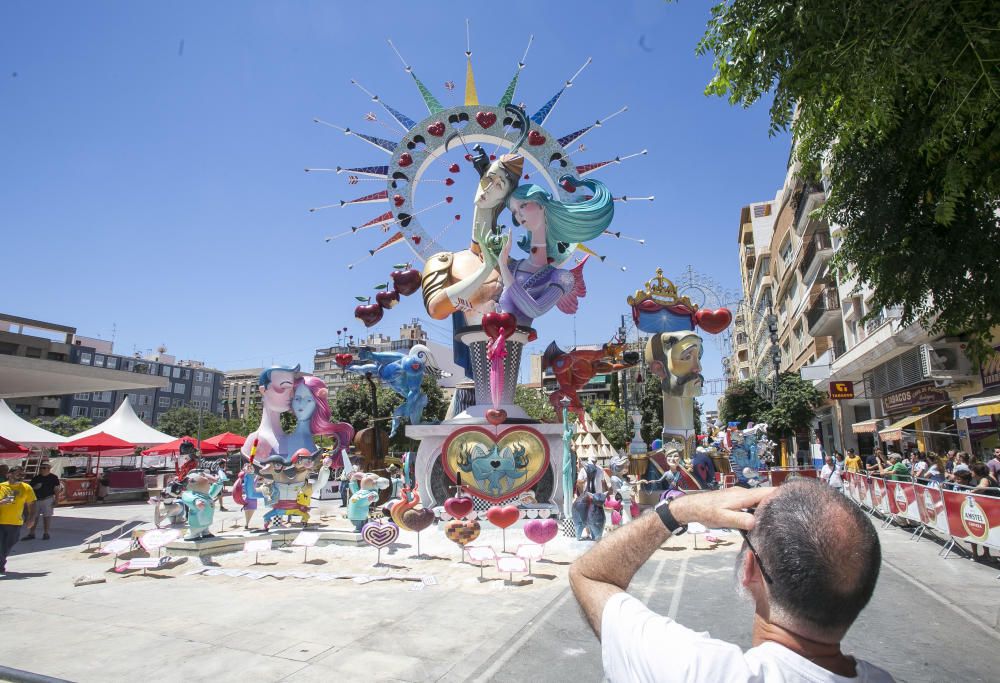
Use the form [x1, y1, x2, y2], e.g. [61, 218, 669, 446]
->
[822, 445, 1000, 496]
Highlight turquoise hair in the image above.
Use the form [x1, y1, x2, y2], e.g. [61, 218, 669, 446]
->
[508, 175, 614, 265]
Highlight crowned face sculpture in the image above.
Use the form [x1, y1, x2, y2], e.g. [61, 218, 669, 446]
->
[645, 332, 705, 398]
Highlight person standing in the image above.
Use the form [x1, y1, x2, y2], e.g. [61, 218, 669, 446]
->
[576, 455, 611, 541]
[844, 449, 862, 474]
[0, 467, 37, 576]
[987, 447, 1000, 481]
[23, 462, 60, 540]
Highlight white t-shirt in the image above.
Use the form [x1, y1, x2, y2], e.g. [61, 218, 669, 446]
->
[601, 593, 894, 683]
[579, 462, 608, 495]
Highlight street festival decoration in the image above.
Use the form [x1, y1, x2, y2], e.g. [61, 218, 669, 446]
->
[345, 344, 439, 437]
[180, 466, 228, 541]
[629, 268, 732, 483]
[543, 341, 634, 422]
[310, 30, 652, 516]
[134, 28, 650, 571]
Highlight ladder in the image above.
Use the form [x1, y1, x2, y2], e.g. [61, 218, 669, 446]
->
[22, 453, 46, 478]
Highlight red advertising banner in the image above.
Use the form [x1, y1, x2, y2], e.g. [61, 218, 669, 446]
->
[885, 481, 920, 523]
[912, 483, 949, 537]
[942, 489, 1000, 550]
[868, 477, 890, 515]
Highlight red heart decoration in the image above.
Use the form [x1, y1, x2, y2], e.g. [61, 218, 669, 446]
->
[482, 311, 516, 340]
[476, 111, 497, 128]
[445, 178, 455, 186]
[334, 353, 353, 368]
[454, 214, 461, 221]
[694, 308, 733, 334]
[398, 153, 413, 168]
[448, 163, 460, 174]
[392, 194, 405, 207]
[445, 196, 453, 204]
[464, 154, 473, 162]
[413, 235, 421, 245]
[490, 154, 496, 161]
[523, 518, 558, 544]
[485, 408, 507, 426]
[427, 121, 445, 137]
[528, 130, 546, 146]
[486, 505, 520, 529]
[444, 496, 474, 520]
[561, 179, 576, 193]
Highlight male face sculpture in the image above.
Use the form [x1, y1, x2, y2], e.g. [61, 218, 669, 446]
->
[645, 332, 704, 398]
[259, 369, 295, 412]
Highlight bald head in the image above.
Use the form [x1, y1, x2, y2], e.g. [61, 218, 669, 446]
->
[750, 479, 881, 639]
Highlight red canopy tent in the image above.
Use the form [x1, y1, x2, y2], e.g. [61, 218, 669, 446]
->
[202, 432, 246, 450]
[57, 432, 138, 503]
[141, 436, 226, 457]
[0, 435, 29, 459]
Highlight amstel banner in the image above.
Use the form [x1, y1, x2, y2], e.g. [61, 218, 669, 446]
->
[942, 489, 1000, 550]
[885, 480, 921, 524]
[912, 483, 950, 537]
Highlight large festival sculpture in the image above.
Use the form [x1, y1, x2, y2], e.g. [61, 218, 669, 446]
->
[308, 31, 650, 514]
[628, 268, 732, 464]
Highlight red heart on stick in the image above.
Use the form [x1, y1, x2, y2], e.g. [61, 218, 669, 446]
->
[444, 496, 474, 520]
[485, 408, 507, 426]
[398, 153, 413, 168]
[476, 111, 497, 128]
[482, 311, 516, 340]
[528, 130, 546, 146]
[334, 353, 353, 368]
[694, 308, 733, 334]
[486, 505, 520, 529]
[427, 121, 446, 137]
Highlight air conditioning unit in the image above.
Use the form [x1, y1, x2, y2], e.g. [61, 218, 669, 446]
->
[920, 341, 974, 380]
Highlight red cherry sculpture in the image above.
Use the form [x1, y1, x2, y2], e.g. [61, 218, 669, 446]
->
[375, 289, 400, 310]
[355, 303, 384, 327]
[391, 265, 421, 296]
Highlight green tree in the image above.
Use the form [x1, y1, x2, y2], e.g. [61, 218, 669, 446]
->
[638, 375, 664, 446]
[609, 373, 620, 407]
[513, 385, 557, 423]
[156, 406, 244, 440]
[690, 1, 1000, 361]
[760, 373, 826, 441]
[32, 415, 92, 437]
[241, 400, 262, 437]
[584, 400, 629, 452]
[719, 379, 768, 427]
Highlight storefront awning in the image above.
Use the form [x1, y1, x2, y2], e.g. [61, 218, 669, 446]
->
[953, 389, 1000, 419]
[851, 418, 881, 434]
[878, 405, 949, 441]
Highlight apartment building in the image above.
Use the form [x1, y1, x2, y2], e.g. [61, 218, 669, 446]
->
[220, 368, 265, 421]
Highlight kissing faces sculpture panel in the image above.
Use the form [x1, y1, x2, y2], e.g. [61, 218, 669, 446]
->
[441, 426, 550, 502]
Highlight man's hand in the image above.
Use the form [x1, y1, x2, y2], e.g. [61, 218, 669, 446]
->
[670, 486, 778, 531]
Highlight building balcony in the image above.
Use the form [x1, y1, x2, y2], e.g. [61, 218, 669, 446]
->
[743, 244, 756, 271]
[798, 231, 834, 282]
[793, 182, 826, 236]
[806, 288, 842, 337]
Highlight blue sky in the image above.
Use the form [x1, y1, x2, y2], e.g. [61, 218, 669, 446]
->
[1, 1, 790, 410]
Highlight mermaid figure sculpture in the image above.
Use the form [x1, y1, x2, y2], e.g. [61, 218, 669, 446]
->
[346, 344, 439, 437]
[497, 176, 615, 327]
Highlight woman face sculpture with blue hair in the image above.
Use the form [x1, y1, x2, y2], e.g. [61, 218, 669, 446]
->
[496, 175, 615, 326]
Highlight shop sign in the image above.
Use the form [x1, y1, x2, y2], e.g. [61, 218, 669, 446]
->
[881, 383, 950, 415]
[981, 344, 1000, 389]
[829, 381, 854, 400]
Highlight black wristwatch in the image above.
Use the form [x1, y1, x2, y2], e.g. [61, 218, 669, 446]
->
[655, 498, 688, 535]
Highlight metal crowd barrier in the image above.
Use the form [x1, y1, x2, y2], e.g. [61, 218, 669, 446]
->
[841, 471, 999, 569]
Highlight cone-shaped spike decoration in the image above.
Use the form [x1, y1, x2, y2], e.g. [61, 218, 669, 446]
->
[340, 190, 389, 207]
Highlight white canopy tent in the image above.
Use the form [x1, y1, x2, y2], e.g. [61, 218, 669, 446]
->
[70, 400, 176, 468]
[71, 399, 175, 445]
[0, 399, 68, 448]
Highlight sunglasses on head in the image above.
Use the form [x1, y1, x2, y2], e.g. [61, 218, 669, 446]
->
[739, 508, 774, 585]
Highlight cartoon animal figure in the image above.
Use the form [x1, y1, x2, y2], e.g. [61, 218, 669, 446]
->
[542, 341, 635, 421]
[180, 469, 227, 541]
[456, 442, 529, 497]
[347, 344, 439, 437]
[152, 478, 187, 528]
[347, 473, 380, 532]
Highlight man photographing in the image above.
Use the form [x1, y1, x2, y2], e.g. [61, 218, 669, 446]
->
[569, 479, 892, 681]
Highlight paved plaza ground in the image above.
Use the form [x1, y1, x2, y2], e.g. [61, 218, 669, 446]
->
[1, 496, 998, 682]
